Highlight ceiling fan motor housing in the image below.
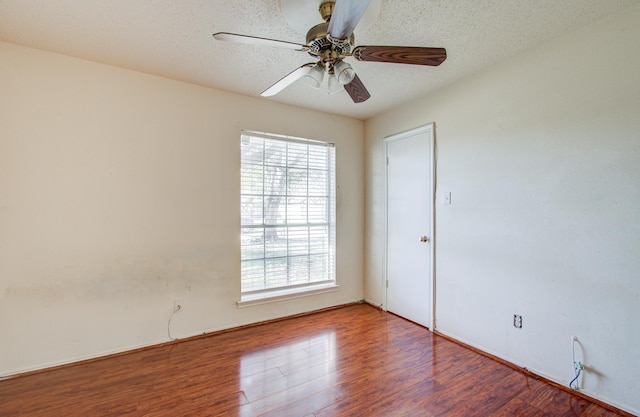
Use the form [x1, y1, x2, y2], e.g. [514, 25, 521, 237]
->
[306, 2, 355, 65]
[306, 22, 354, 62]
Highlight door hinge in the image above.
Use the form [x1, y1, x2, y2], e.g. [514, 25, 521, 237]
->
[386, 280, 389, 288]
[386, 156, 389, 165]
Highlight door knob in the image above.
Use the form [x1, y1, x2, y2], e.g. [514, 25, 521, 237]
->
[420, 236, 429, 243]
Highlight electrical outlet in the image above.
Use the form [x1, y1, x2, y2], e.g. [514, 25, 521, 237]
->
[513, 314, 523, 329]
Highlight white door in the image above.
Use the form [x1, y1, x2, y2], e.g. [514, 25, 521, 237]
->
[385, 124, 434, 328]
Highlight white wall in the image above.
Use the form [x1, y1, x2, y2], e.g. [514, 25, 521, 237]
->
[365, 5, 640, 414]
[0, 41, 364, 375]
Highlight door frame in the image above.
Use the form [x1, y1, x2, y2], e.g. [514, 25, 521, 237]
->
[382, 123, 436, 330]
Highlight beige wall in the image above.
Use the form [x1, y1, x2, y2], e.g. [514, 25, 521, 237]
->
[364, 5, 640, 414]
[0, 41, 364, 375]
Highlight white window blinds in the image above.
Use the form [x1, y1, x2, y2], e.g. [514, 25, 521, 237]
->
[240, 131, 336, 296]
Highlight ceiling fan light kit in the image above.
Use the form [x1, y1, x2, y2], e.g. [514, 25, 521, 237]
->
[333, 60, 355, 85]
[212, 0, 447, 103]
[304, 62, 326, 88]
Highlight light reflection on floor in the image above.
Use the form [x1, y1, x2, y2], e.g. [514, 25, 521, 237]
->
[238, 330, 337, 416]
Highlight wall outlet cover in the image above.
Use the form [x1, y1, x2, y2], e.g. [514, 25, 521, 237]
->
[514, 314, 523, 328]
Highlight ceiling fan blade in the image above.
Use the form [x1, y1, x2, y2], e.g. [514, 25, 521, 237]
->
[213, 32, 309, 52]
[327, 0, 372, 41]
[343, 74, 370, 103]
[261, 63, 315, 97]
[352, 45, 447, 66]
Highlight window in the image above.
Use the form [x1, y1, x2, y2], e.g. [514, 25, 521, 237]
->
[240, 131, 336, 300]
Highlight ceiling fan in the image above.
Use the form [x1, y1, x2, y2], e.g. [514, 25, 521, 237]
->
[212, 0, 446, 103]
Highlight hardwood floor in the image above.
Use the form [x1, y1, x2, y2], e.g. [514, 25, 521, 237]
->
[0, 303, 632, 416]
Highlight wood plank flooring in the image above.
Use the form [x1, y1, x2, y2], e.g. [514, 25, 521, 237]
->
[0, 303, 632, 416]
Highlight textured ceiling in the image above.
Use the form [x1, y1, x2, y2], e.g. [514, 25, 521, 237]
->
[1, 0, 638, 120]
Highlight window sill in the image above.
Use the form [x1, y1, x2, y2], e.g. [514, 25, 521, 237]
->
[237, 283, 340, 308]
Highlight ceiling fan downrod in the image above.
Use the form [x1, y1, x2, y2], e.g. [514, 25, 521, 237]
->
[319, 2, 335, 22]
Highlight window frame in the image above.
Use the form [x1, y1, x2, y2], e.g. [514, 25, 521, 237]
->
[238, 130, 337, 305]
